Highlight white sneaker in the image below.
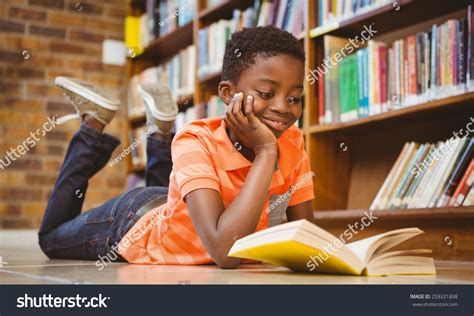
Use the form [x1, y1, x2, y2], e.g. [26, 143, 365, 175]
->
[54, 76, 120, 125]
[138, 83, 178, 135]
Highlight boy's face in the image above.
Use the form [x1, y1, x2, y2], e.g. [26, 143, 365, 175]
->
[219, 54, 305, 138]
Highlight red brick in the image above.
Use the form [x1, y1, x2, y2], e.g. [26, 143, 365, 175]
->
[69, 29, 104, 43]
[104, 6, 126, 19]
[87, 18, 122, 34]
[5, 67, 44, 80]
[9, 6, 47, 21]
[1, 98, 44, 111]
[0, 188, 43, 201]
[67, 1, 103, 15]
[5, 34, 48, 50]
[45, 130, 68, 141]
[47, 145, 64, 155]
[25, 174, 58, 185]
[44, 159, 62, 172]
[7, 159, 42, 170]
[0, 19, 25, 33]
[0, 204, 22, 216]
[31, 54, 66, 67]
[0, 49, 22, 62]
[29, 24, 66, 38]
[29, 0, 65, 9]
[27, 83, 62, 97]
[49, 11, 86, 26]
[0, 82, 22, 96]
[46, 100, 74, 113]
[49, 41, 85, 54]
[67, 58, 103, 72]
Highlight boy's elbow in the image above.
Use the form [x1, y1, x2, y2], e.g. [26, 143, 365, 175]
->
[215, 256, 240, 269]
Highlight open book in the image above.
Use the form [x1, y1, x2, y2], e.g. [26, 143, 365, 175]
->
[228, 219, 436, 276]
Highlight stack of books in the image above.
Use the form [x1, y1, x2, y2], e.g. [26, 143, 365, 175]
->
[318, 0, 392, 27]
[316, 6, 474, 124]
[370, 137, 474, 210]
[127, 45, 195, 117]
[198, 0, 306, 79]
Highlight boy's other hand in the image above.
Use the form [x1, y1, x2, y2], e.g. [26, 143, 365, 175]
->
[224, 92, 277, 155]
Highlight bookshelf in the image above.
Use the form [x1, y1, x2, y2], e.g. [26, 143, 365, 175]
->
[126, 0, 474, 261]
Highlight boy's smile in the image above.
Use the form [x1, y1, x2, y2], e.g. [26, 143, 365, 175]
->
[220, 54, 305, 138]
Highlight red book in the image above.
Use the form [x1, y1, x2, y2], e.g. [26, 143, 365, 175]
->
[407, 35, 417, 95]
[379, 46, 388, 106]
[449, 159, 474, 206]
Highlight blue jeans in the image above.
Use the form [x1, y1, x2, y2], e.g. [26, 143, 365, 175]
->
[38, 124, 172, 261]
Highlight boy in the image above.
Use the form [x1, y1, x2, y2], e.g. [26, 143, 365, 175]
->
[38, 26, 314, 269]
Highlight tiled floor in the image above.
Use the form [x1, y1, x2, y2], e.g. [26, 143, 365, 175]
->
[0, 230, 473, 284]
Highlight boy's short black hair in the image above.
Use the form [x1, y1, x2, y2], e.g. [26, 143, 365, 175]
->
[221, 26, 305, 83]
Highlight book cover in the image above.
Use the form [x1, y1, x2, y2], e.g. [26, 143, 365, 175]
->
[449, 159, 474, 207]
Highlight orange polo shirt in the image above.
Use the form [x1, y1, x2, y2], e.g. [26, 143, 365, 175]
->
[118, 117, 314, 265]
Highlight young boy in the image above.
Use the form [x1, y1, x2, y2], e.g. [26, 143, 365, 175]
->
[38, 26, 314, 269]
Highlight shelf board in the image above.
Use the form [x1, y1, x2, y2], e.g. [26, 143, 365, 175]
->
[309, 92, 474, 134]
[135, 21, 193, 64]
[314, 206, 474, 222]
[130, 163, 145, 173]
[309, 0, 472, 39]
[198, 70, 222, 85]
[199, 0, 254, 24]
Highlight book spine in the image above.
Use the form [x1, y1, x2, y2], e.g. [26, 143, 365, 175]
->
[449, 160, 474, 206]
[437, 138, 474, 207]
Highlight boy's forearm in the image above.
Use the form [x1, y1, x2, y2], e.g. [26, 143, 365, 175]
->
[214, 148, 277, 260]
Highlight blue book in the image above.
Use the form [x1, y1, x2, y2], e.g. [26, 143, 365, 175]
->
[356, 48, 369, 117]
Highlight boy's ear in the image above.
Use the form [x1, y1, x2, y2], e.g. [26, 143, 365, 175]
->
[218, 80, 235, 105]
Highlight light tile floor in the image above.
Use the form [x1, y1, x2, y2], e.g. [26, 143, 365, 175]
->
[1, 230, 473, 284]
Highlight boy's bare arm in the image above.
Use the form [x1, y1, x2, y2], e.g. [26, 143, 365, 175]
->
[286, 200, 315, 223]
[185, 93, 277, 269]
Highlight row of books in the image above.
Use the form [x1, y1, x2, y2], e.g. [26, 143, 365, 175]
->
[316, 7, 474, 124]
[127, 45, 195, 117]
[197, 0, 305, 78]
[318, 0, 392, 27]
[370, 137, 474, 210]
[255, 0, 306, 35]
[175, 95, 225, 131]
[125, 1, 196, 53]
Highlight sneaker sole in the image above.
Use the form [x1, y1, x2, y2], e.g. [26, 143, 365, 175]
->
[55, 76, 120, 111]
[138, 85, 178, 121]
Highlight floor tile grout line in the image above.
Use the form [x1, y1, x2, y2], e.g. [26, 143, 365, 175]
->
[0, 269, 86, 284]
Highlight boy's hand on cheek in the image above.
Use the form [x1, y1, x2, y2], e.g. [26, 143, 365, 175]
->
[224, 92, 277, 155]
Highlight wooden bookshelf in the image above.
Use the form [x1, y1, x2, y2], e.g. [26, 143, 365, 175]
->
[309, 92, 474, 134]
[126, 0, 474, 261]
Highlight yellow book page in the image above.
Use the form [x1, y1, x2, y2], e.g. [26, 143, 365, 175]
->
[229, 240, 361, 275]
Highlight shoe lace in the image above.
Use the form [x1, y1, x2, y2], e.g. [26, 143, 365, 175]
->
[55, 93, 85, 125]
[55, 113, 80, 125]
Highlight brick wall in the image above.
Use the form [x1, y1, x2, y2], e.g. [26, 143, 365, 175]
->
[0, 0, 129, 228]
